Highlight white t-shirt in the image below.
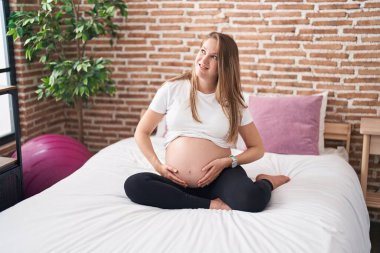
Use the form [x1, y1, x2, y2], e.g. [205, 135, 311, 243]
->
[149, 79, 252, 148]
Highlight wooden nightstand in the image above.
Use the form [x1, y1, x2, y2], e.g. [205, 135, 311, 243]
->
[360, 117, 380, 208]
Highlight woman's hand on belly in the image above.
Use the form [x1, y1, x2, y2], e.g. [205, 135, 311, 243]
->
[165, 137, 232, 188]
[157, 164, 189, 188]
[197, 157, 231, 188]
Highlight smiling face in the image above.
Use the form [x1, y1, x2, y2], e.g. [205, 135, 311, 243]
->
[194, 38, 219, 86]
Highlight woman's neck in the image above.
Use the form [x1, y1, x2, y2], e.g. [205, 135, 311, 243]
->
[197, 77, 217, 94]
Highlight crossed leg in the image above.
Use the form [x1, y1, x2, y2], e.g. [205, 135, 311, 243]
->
[207, 166, 274, 212]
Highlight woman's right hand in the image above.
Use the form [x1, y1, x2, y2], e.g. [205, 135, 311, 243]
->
[157, 164, 188, 188]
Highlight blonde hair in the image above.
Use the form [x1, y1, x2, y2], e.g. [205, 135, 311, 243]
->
[170, 32, 246, 144]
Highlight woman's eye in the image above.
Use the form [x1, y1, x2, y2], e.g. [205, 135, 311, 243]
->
[212, 55, 218, 60]
[200, 49, 206, 54]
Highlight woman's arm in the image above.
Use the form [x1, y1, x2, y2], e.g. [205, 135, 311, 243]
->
[233, 122, 265, 166]
[134, 109, 165, 171]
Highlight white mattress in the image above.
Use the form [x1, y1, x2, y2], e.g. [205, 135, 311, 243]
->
[0, 137, 371, 253]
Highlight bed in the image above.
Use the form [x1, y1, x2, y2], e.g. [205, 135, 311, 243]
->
[0, 121, 371, 253]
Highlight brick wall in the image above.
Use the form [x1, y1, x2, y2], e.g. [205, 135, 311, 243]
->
[7, 0, 380, 219]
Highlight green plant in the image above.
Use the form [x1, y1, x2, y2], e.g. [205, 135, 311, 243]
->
[7, 0, 128, 142]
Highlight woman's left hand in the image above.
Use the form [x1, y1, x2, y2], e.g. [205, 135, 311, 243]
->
[197, 157, 230, 188]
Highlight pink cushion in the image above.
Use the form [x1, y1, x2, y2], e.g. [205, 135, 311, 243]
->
[249, 95, 323, 155]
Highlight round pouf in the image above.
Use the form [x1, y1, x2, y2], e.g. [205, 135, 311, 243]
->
[13, 134, 92, 198]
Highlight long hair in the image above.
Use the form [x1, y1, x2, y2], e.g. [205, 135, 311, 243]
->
[170, 32, 246, 144]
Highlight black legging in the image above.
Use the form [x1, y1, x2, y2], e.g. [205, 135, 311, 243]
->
[124, 166, 273, 213]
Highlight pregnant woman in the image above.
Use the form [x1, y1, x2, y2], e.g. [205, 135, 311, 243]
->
[124, 32, 290, 212]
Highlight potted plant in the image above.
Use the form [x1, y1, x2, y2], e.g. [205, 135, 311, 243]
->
[7, 0, 128, 143]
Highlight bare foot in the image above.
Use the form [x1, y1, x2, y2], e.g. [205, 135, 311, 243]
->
[209, 198, 232, 210]
[256, 174, 290, 190]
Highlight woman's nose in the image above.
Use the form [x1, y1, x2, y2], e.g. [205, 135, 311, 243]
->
[199, 55, 209, 65]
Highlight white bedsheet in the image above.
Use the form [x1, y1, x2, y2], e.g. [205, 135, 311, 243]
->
[0, 137, 371, 253]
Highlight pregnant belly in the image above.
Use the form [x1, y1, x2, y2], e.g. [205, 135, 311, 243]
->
[165, 137, 231, 188]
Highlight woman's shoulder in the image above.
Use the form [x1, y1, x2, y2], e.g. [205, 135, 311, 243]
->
[161, 77, 191, 93]
[165, 78, 189, 85]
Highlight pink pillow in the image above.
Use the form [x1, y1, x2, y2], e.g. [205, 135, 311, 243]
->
[249, 95, 323, 155]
